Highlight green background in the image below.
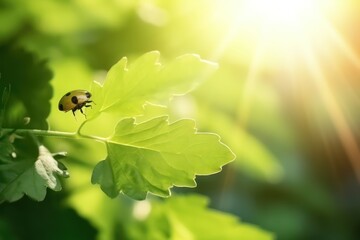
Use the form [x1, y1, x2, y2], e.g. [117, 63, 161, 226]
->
[1, 0, 360, 239]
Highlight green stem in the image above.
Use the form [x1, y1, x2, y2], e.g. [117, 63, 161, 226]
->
[2, 128, 76, 138]
[2, 119, 109, 142]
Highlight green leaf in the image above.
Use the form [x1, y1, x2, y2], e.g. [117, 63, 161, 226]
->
[129, 194, 274, 240]
[95, 51, 216, 116]
[0, 135, 68, 203]
[35, 145, 69, 189]
[82, 51, 218, 137]
[92, 116, 235, 200]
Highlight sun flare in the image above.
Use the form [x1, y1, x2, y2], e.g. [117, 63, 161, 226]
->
[214, 0, 360, 180]
[238, 0, 336, 56]
[242, 0, 317, 25]
[212, 0, 339, 68]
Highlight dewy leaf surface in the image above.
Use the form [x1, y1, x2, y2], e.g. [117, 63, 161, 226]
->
[92, 116, 235, 200]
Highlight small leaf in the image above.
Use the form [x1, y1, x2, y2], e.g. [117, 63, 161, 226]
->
[92, 116, 235, 200]
[35, 145, 69, 190]
[0, 136, 68, 203]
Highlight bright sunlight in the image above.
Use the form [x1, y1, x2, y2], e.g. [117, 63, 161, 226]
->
[216, 0, 360, 181]
[229, 0, 360, 181]
[242, 0, 318, 26]
[220, 0, 339, 63]
[3, 0, 360, 239]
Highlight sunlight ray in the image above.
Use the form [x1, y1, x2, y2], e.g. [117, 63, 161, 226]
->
[211, 0, 360, 180]
[209, 13, 242, 61]
[302, 42, 360, 181]
[322, 20, 360, 70]
[237, 29, 269, 127]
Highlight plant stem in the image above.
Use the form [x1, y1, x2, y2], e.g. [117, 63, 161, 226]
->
[2, 128, 78, 139]
[2, 124, 108, 143]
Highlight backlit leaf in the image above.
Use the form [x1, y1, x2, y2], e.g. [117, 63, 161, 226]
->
[92, 116, 235, 200]
[82, 51, 218, 137]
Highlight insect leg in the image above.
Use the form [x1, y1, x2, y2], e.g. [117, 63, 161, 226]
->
[80, 108, 87, 118]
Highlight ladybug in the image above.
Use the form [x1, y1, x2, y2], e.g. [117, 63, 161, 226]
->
[58, 90, 93, 116]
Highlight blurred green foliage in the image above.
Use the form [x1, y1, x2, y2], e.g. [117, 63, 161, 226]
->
[128, 195, 273, 240]
[1, 0, 360, 240]
[0, 45, 52, 129]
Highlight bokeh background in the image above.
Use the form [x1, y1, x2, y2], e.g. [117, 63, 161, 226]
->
[1, 0, 360, 239]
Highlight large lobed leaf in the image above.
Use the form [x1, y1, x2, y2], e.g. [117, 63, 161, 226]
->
[93, 51, 217, 116]
[82, 51, 218, 137]
[92, 116, 235, 200]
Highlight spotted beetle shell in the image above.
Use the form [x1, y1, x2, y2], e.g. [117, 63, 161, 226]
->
[58, 90, 92, 112]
